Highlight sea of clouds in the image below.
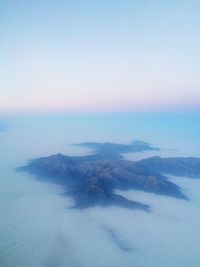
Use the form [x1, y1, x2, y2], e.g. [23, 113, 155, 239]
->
[0, 115, 200, 267]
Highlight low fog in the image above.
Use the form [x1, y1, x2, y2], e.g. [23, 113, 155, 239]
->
[0, 115, 200, 267]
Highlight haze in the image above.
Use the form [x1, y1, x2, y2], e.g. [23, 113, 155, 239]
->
[0, 0, 200, 113]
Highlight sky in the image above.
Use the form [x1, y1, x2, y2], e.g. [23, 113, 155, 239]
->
[0, 0, 200, 113]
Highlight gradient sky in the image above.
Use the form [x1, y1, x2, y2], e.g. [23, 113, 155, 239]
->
[0, 0, 200, 113]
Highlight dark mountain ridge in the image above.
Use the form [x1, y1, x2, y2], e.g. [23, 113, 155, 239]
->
[18, 152, 200, 211]
[135, 156, 200, 177]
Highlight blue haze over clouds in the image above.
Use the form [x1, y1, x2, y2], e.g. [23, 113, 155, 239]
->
[0, 113, 200, 267]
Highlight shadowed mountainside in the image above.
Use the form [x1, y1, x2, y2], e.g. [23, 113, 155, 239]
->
[17, 152, 200, 211]
[135, 156, 200, 177]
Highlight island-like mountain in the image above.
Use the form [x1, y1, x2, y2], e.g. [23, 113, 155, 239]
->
[18, 143, 200, 212]
[75, 140, 159, 154]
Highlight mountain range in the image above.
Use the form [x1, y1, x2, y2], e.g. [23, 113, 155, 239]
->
[18, 140, 200, 211]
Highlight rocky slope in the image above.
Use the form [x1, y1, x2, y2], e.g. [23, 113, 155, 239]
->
[135, 156, 200, 177]
[18, 152, 200, 211]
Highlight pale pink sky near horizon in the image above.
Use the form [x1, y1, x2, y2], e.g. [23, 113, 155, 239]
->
[0, 0, 200, 114]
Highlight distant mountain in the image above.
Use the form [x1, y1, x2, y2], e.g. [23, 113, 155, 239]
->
[75, 139, 159, 154]
[17, 151, 200, 211]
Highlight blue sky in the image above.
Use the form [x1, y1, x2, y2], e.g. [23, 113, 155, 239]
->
[0, 0, 200, 113]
